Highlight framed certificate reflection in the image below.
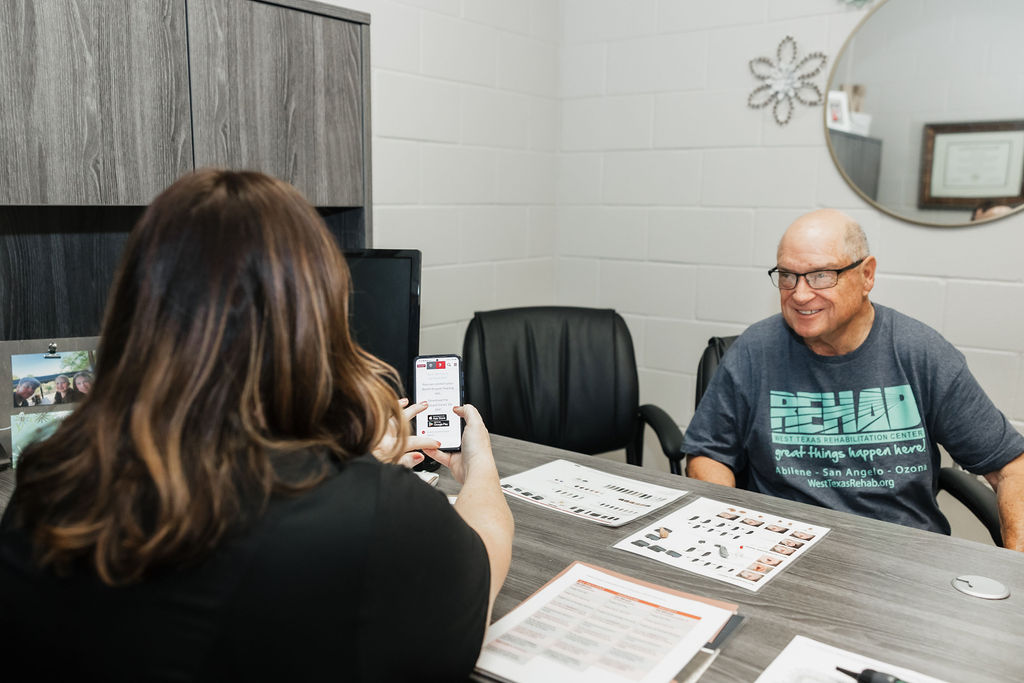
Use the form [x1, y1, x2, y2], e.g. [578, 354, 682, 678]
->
[919, 119, 1024, 209]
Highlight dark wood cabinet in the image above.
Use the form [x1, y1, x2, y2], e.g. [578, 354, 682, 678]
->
[0, 0, 193, 205]
[189, 0, 365, 206]
[0, 206, 139, 339]
[0, 0, 371, 340]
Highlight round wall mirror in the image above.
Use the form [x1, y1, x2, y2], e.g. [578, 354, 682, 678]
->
[825, 0, 1024, 226]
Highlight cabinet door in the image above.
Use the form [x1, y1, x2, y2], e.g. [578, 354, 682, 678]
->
[188, 0, 365, 207]
[0, 0, 192, 204]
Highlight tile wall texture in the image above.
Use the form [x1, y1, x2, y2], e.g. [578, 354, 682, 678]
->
[330, 0, 561, 355]
[322, 1, 1024, 484]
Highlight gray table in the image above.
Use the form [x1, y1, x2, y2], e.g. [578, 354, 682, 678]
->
[463, 436, 1024, 683]
[3, 439, 1022, 682]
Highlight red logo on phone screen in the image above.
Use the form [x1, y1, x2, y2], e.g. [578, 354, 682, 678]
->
[436, 360, 446, 369]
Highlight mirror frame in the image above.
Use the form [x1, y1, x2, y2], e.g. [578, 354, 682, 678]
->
[823, 0, 1024, 228]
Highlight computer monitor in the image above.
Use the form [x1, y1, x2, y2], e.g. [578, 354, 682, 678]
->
[343, 249, 421, 395]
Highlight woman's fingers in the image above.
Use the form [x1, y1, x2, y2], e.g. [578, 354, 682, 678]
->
[406, 436, 442, 452]
[426, 449, 452, 469]
[402, 400, 429, 421]
[453, 403, 477, 422]
[396, 451, 424, 469]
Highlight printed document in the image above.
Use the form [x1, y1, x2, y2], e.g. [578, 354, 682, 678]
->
[476, 562, 737, 683]
[756, 635, 949, 683]
[499, 459, 685, 527]
[615, 497, 829, 591]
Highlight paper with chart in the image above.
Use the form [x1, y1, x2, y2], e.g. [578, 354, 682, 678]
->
[475, 562, 737, 683]
[755, 635, 949, 683]
[499, 459, 686, 527]
[614, 497, 829, 591]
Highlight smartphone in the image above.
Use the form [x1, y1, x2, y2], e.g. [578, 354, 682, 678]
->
[413, 354, 464, 457]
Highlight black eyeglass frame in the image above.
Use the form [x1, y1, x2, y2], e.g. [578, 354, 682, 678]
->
[767, 258, 865, 290]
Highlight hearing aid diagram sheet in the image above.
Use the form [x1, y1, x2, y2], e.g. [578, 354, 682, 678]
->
[614, 497, 829, 591]
[499, 460, 686, 527]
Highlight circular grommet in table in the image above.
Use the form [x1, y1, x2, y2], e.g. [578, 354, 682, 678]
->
[951, 575, 1010, 600]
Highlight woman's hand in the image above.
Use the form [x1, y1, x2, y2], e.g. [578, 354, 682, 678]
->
[372, 398, 442, 468]
[425, 404, 495, 485]
[432, 403, 511, 616]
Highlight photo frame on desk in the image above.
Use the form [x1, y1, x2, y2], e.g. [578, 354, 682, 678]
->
[826, 90, 852, 132]
[2, 336, 100, 469]
[918, 119, 1024, 210]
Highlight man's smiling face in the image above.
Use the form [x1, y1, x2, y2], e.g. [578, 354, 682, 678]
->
[776, 210, 875, 356]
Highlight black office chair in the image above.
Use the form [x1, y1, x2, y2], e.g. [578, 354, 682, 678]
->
[937, 468, 1002, 547]
[462, 306, 682, 467]
[692, 335, 1003, 547]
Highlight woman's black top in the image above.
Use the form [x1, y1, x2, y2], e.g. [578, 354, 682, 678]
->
[0, 454, 490, 681]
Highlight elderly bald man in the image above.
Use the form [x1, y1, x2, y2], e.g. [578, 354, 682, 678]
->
[684, 209, 1024, 551]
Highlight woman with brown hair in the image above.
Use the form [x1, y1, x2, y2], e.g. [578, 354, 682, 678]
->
[0, 170, 513, 681]
[72, 369, 94, 396]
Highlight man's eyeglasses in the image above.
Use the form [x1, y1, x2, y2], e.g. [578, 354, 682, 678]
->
[768, 259, 864, 290]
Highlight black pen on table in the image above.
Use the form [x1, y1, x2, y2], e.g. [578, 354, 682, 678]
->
[837, 666, 910, 683]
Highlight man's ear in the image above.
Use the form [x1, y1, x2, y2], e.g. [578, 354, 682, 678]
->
[861, 255, 877, 294]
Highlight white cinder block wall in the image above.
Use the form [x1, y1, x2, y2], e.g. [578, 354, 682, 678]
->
[325, 0, 560, 355]
[323, 1, 1024, 488]
[555, 0, 1024, 477]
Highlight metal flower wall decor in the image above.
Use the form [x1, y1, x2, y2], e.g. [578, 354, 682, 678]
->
[748, 36, 828, 126]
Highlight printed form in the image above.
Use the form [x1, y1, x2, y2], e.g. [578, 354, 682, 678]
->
[475, 562, 736, 683]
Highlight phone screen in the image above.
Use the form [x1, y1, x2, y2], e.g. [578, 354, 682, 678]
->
[413, 355, 463, 451]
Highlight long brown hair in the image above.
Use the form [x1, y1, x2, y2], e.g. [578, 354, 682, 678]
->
[11, 169, 405, 584]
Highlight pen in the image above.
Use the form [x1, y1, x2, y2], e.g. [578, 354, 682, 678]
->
[836, 666, 910, 683]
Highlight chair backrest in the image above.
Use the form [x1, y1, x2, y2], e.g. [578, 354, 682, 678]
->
[463, 306, 639, 455]
[693, 335, 744, 485]
[695, 336, 738, 408]
[938, 468, 1003, 547]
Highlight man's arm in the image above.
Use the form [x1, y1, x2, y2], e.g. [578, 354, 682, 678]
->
[983, 452, 1024, 552]
[686, 455, 737, 487]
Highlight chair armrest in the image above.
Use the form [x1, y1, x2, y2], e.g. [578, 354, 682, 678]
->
[938, 467, 1002, 547]
[638, 404, 684, 468]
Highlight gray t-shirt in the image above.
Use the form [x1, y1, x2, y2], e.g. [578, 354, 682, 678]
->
[683, 303, 1024, 534]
